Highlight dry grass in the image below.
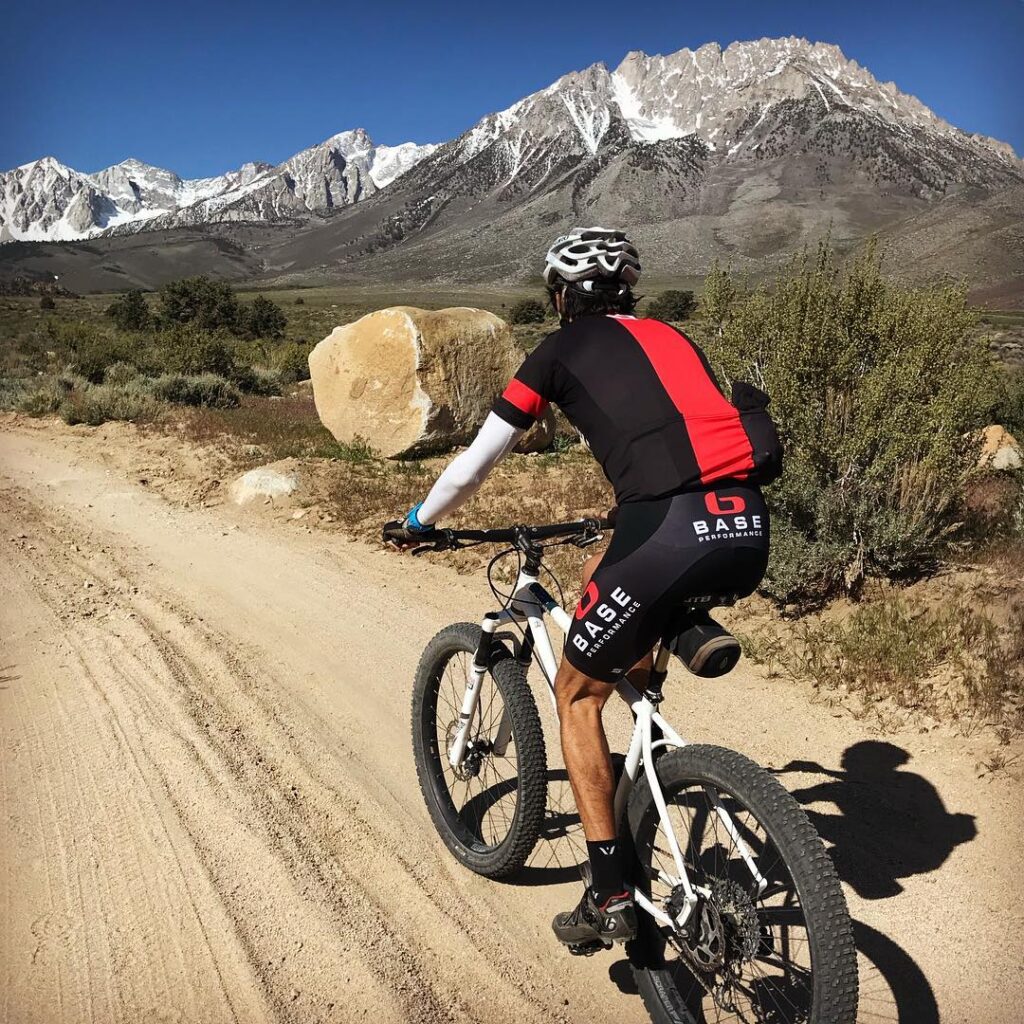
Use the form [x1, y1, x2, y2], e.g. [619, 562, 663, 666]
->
[743, 594, 1024, 738]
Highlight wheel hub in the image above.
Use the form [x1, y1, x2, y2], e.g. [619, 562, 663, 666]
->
[444, 721, 492, 781]
[710, 878, 761, 963]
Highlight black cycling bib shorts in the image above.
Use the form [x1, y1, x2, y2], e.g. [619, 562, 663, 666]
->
[563, 486, 770, 683]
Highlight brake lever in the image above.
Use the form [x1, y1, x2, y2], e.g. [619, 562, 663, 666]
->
[572, 530, 603, 549]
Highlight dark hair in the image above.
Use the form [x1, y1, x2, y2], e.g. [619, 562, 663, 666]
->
[546, 281, 639, 321]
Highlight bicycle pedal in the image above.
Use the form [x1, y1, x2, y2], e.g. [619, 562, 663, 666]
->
[567, 940, 611, 957]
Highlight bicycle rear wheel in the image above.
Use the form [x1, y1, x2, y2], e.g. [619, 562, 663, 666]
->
[626, 744, 857, 1024]
[411, 622, 547, 878]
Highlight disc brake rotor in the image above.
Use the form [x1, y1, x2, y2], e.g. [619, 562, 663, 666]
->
[445, 720, 486, 781]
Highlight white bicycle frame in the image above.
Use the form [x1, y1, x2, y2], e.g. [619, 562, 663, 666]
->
[446, 557, 767, 933]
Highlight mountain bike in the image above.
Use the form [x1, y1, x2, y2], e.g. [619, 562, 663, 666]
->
[399, 517, 858, 1024]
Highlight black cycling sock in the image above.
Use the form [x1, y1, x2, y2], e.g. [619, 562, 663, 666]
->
[586, 838, 625, 902]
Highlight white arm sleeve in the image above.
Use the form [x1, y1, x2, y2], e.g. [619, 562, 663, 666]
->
[417, 413, 524, 525]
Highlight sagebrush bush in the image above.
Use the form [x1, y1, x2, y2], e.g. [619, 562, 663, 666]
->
[106, 289, 151, 331]
[508, 298, 547, 325]
[58, 381, 159, 426]
[159, 324, 236, 377]
[228, 362, 281, 396]
[49, 322, 140, 383]
[273, 342, 311, 384]
[695, 241, 997, 604]
[647, 289, 697, 322]
[103, 361, 142, 386]
[17, 378, 68, 416]
[148, 373, 241, 409]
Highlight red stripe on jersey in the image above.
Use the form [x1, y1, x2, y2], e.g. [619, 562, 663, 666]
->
[502, 378, 548, 419]
[615, 318, 755, 484]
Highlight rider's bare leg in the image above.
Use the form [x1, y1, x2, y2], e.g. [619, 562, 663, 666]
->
[555, 658, 618, 839]
[555, 553, 654, 870]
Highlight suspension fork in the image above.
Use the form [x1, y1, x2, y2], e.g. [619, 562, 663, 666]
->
[447, 614, 500, 768]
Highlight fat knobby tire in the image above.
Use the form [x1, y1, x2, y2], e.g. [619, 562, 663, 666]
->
[411, 622, 548, 878]
[626, 744, 858, 1024]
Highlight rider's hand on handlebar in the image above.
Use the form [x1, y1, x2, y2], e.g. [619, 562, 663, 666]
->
[382, 503, 435, 551]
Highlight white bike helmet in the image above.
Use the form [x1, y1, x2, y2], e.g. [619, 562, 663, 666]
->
[543, 227, 641, 290]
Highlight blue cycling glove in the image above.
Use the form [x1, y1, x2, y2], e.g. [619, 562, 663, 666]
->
[403, 502, 433, 533]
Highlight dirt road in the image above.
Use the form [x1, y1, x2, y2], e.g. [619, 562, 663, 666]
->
[1, 422, 1021, 1024]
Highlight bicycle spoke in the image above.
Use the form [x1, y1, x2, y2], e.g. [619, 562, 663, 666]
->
[637, 775, 818, 1024]
[429, 649, 522, 853]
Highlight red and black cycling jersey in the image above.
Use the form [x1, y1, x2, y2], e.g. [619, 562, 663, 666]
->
[493, 315, 776, 504]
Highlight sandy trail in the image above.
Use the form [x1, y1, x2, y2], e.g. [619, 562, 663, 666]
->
[1, 423, 1021, 1024]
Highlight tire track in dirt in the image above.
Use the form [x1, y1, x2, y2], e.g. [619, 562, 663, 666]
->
[1, 483, 582, 1024]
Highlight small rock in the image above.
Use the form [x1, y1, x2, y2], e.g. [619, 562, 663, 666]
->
[230, 465, 300, 506]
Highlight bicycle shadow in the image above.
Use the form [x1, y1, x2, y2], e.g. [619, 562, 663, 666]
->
[773, 740, 977, 900]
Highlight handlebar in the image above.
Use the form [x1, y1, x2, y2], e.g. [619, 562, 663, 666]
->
[382, 516, 612, 554]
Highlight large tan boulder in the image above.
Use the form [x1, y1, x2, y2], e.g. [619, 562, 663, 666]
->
[309, 306, 525, 458]
[978, 425, 1023, 471]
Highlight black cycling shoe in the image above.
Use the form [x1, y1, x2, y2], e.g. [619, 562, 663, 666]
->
[666, 610, 741, 678]
[552, 887, 637, 954]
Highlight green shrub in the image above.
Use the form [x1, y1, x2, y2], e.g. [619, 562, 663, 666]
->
[0, 377, 28, 410]
[158, 276, 240, 331]
[103, 361, 142, 386]
[159, 324, 236, 377]
[248, 367, 283, 396]
[48, 322, 138, 383]
[17, 378, 67, 416]
[148, 373, 241, 408]
[228, 362, 281, 396]
[273, 342, 311, 384]
[58, 381, 159, 426]
[647, 289, 697, 322]
[106, 289, 151, 331]
[695, 240, 998, 604]
[239, 295, 287, 338]
[508, 298, 547, 325]
[991, 366, 1024, 438]
[39, 294, 56, 311]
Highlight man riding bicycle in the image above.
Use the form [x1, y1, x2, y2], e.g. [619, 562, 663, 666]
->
[387, 228, 777, 951]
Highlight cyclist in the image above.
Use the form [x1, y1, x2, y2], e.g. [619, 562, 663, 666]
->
[386, 228, 779, 951]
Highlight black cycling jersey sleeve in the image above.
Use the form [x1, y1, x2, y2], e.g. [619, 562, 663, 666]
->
[491, 329, 563, 429]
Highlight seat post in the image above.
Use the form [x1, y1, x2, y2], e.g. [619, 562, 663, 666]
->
[644, 644, 672, 704]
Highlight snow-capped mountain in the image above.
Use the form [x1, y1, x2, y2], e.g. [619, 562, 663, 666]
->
[4, 37, 1022, 299]
[0, 130, 437, 242]
[390, 35, 1020, 210]
[328, 35, 1021, 280]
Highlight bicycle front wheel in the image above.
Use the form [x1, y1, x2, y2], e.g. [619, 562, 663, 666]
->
[411, 622, 547, 878]
[626, 744, 857, 1024]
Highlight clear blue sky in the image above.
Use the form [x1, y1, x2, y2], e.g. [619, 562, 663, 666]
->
[2, 0, 1021, 177]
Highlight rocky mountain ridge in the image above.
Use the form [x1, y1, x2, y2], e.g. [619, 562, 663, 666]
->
[0, 130, 437, 242]
[3, 37, 1022, 301]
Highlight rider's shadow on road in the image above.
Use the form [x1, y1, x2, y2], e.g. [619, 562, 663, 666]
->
[775, 740, 977, 900]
